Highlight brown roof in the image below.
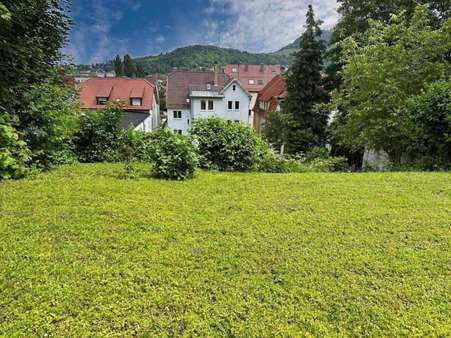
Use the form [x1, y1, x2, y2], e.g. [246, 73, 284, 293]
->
[79, 78, 155, 111]
[224, 64, 283, 92]
[167, 70, 231, 108]
[255, 74, 287, 116]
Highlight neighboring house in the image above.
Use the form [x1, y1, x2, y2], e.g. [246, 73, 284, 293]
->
[79, 78, 160, 132]
[166, 68, 251, 135]
[253, 74, 287, 135]
[224, 64, 284, 125]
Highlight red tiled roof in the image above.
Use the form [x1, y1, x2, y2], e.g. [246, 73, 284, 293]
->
[166, 70, 231, 108]
[255, 74, 287, 115]
[79, 78, 155, 111]
[224, 64, 283, 92]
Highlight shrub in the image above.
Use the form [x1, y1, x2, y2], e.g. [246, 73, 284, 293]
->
[0, 116, 30, 180]
[119, 128, 154, 162]
[19, 84, 79, 169]
[403, 81, 451, 164]
[192, 117, 262, 171]
[73, 102, 123, 163]
[307, 157, 350, 172]
[149, 129, 198, 180]
[258, 150, 306, 173]
[117, 144, 137, 179]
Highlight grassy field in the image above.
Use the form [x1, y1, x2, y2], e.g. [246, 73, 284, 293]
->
[0, 164, 450, 336]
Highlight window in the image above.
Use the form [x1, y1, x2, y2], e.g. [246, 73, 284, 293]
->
[206, 83, 212, 90]
[258, 80, 264, 85]
[234, 120, 240, 123]
[232, 85, 236, 91]
[235, 101, 240, 110]
[173, 111, 182, 119]
[208, 100, 214, 110]
[259, 101, 268, 110]
[228, 101, 233, 110]
[131, 98, 142, 106]
[96, 97, 108, 105]
[201, 100, 206, 110]
[174, 129, 183, 135]
[248, 80, 255, 85]
[232, 67, 237, 73]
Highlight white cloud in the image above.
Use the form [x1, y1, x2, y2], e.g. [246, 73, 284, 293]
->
[203, 0, 339, 52]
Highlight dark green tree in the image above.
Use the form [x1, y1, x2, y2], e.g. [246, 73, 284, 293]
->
[113, 55, 123, 76]
[0, 0, 70, 114]
[281, 5, 329, 154]
[135, 63, 146, 77]
[123, 54, 136, 78]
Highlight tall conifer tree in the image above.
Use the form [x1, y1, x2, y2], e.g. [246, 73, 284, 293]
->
[113, 55, 123, 76]
[123, 54, 136, 78]
[282, 5, 329, 154]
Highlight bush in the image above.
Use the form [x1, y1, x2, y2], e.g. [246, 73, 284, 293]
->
[307, 157, 350, 172]
[119, 128, 154, 162]
[403, 81, 451, 164]
[73, 103, 123, 163]
[258, 150, 306, 173]
[192, 117, 262, 171]
[19, 84, 79, 169]
[0, 116, 30, 180]
[149, 129, 198, 180]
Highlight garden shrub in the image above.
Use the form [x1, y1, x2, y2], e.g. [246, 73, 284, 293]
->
[0, 116, 30, 180]
[19, 83, 79, 169]
[149, 129, 198, 180]
[119, 128, 154, 162]
[307, 157, 350, 172]
[191, 117, 262, 171]
[73, 102, 123, 163]
[258, 150, 307, 173]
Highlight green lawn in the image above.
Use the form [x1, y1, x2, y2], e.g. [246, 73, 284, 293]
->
[0, 164, 450, 336]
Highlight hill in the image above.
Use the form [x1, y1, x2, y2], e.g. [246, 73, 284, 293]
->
[78, 30, 332, 75]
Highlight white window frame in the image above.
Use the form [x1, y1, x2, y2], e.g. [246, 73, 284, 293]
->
[248, 80, 255, 85]
[201, 100, 206, 111]
[131, 98, 142, 106]
[173, 111, 182, 119]
[235, 101, 240, 110]
[208, 100, 214, 111]
[228, 101, 233, 110]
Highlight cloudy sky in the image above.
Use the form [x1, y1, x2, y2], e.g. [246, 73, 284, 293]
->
[65, 0, 340, 64]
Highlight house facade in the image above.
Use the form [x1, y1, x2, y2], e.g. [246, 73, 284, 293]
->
[253, 74, 287, 135]
[224, 64, 284, 125]
[166, 69, 251, 135]
[79, 78, 160, 132]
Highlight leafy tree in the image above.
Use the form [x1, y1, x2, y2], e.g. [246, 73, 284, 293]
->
[326, 0, 450, 91]
[403, 81, 451, 164]
[19, 83, 79, 168]
[0, 1, 11, 21]
[0, 115, 30, 180]
[330, 6, 451, 161]
[113, 55, 123, 76]
[123, 54, 136, 78]
[280, 5, 329, 154]
[0, 0, 70, 114]
[73, 102, 124, 163]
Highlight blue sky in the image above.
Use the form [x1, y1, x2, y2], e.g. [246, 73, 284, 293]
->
[65, 0, 339, 64]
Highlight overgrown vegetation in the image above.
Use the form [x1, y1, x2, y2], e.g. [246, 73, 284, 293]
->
[192, 117, 264, 171]
[149, 128, 198, 180]
[0, 164, 449, 336]
[0, 115, 29, 179]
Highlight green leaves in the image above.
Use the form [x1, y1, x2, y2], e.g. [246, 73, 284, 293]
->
[191, 117, 263, 172]
[331, 5, 451, 160]
[149, 128, 198, 180]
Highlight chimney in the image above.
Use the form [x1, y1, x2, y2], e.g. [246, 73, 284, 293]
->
[213, 63, 219, 87]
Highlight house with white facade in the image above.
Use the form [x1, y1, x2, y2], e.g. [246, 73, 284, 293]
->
[166, 69, 251, 135]
[79, 78, 160, 132]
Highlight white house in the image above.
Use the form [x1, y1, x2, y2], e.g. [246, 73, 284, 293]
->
[79, 78, 160, 132]
[166, 69, 251, 135]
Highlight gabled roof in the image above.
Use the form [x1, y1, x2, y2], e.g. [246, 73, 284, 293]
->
[224, 64, 283, 92]
[166, 70, 231, 108]
[79, 78, 156, 111]
[255, 74, 287, 114]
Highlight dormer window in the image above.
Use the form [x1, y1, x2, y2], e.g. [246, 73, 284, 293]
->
[249, 80, 255, 85]
[130, 98, 142, 106]
[206, 83, 212, 90]
[96, 97, 108, 105]
[232, 68, 237, 73]
[232, 85, 236, 91]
